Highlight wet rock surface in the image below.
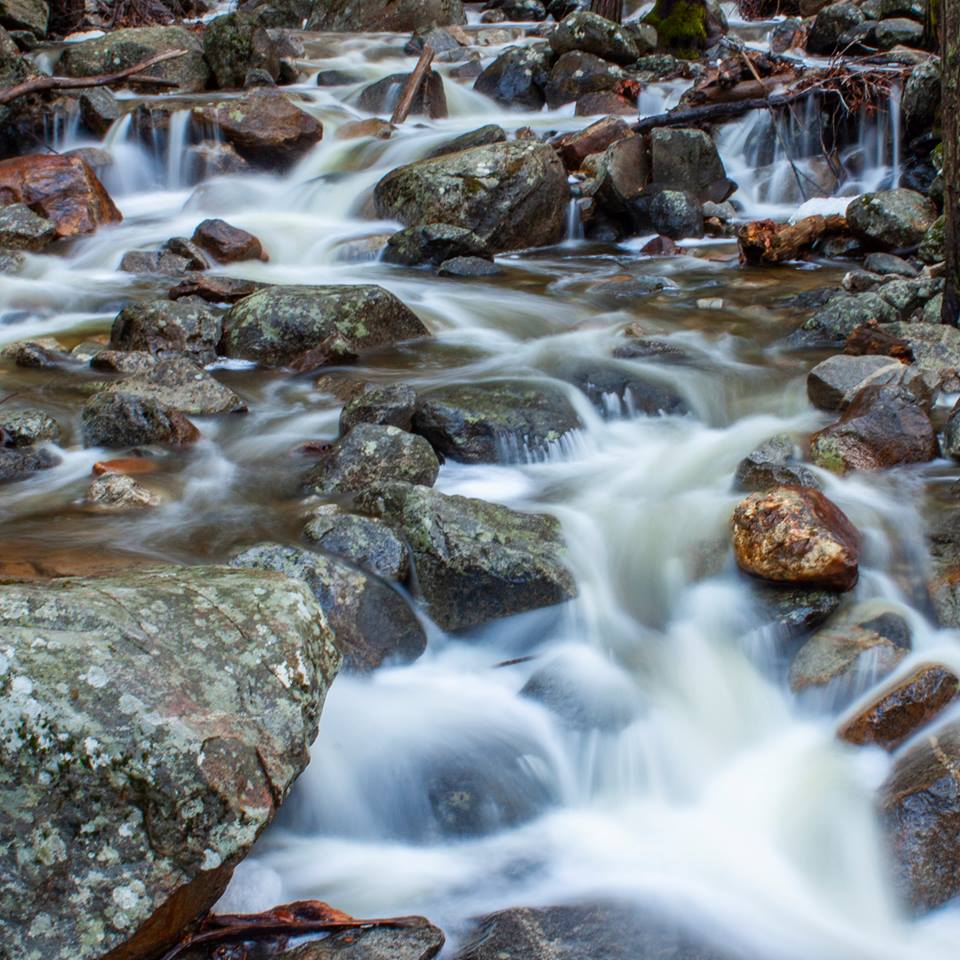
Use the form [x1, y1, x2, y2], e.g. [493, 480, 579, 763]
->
[304, 508, 410, 581]
[110, 298, 223, 365]
[0, 565, 340, 960]
[81, 391, 200, 448]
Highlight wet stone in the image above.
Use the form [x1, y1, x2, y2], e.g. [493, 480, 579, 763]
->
[863, 252, 918, 277]
[749, 581, 843, 637]
[339, 383, 418, 435]
[110, 298, 223, 365]
[303, 508, 410, 581]
[473, 44, 553, 110]
[544, 50, 624, 109]
[85, 473, 161, 510]
[81, 391, 200, 448]
[427, 123, 506, 159]
[0, 202, 56, 251]
[91, 350, 159, 374]
[0, 444, 58, 483]
[733, 435, 821, 493]
[0, 408, 61, 447]
[846, 188, 938, 251]
[383, 223, 489, 267]
[438, 255, 504, 277]
[806, 354, 912, 412]
[279, 920, 445, 960]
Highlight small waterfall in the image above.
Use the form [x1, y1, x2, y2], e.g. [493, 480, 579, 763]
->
[164, 108, 192, 189]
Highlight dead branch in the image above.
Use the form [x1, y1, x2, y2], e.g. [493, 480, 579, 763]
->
[391, 45, 435, 125]
[0, 49, 186, 106]
[738, 214, 848, 264]
[158, 900, 426, 960]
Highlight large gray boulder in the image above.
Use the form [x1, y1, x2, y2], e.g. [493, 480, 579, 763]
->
[412, 379, 582, 463]
[230, 543, 426, 669]
[221, 284, 428, 368]
[846, 189, 938, 250]
[356, 482, 576, 631]
[544, 50, 624, 109]
[306, 0, 466, 31]
[59, 26, 210, 93]
[549, 10, 641, 64]
[373, 141, 569, 254]
[0, 565, 340, 960]
[648, 127, 730, 202]
[807, 1, 864, 53]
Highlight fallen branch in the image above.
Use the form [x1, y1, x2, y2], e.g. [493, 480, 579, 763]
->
[0, 49, 187, 106]
[159, 900, 426, 960]
[738, 214, 848, 264]
[633, 89, 822, 133]
[391, 45, 434, 125]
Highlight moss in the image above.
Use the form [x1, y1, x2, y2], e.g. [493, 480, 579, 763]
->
[643, 0, 708, 60]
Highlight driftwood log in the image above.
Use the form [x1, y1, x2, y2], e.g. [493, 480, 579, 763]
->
[0, 49, 186, 105]
[391, 45, 435, 125]
[737, 215, 848, 264]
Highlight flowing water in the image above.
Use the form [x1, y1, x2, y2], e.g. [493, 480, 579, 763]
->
[2, 4, 958, 958]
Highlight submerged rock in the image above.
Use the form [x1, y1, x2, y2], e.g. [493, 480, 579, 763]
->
[302, 423, 440, 495]
[839, 663, 960, 751]
[81, 391, 200, 448]
[110, 298, 223, 365]
[0, 565, 340, 960]
[373, 140, 569, 253]
[0, 445, 58, 483]
[732, 486, 860, 591]
[85, 472, 161, 509]
[412, 379, 582, 464]
[230, 543, 426, 670]
[221, 284, 428, 368]
[357, 482, 576, 631]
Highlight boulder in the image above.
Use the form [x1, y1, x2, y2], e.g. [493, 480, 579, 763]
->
[750, 581, 842, 636]
[103, 356, 247, 416]
[473, 44, 553, 110]
[438, 255, 503, 277]
[0, 202, 55, 250]
[863, 252, 917, 278]
[549, 10, 640, 64]
[872, 16, 924, 48]
[544, 50, 624, 109]
[85, 472, 160, 509]
[305, 0, 466, 31]
[0, 408, 60, 447]
[732, 486, 860, 591]
[412, 379, 582, 464]
[638, 188, 704, 240]
[503, 0, 546, 17]
[356, 482, 576, 631]
[81, 391, 200, 448]
[846, 189, 938, 250]
[733, 435, 821, 492]
[356, 70, 446, 119]
[575, 89, 636, 115]
[0, 0, 46, 35]
[792, 292, 898, 347]
[92, 350, 159, 374]
[302, 422, 440, 495]
[903, 58, 941, 142]
[191, 89, 322, 169]
[192, 218, 268, 263]
[642, 0, 726, 57]
[221, 284, 428, 368]
[839, 663, 960, 751]
[59, 26, 210, 93]
[78, 88, 120, 137]
[807, 1, 864, 53]
[879, 721, 960, 911]
[593, 134, 647, 217]
[373, 141, 569, 253]
[339, 383, 417, 434]
[810, 383, 938, 474]
[383, 223, 488, 266]
[0, 445, 58, 483]
[919, 215, 945, 265]
[303, 508, 410, 581]
[203, 11, 279, 91]
[806, 353, 926, 411]
[427, 123, 506, 159]
[230, 543, 426, 670]
[110, 298, 223, 365]
[0, 565, 340, 960]
[279, 919, 444, 960]
[0, 154, 120, 238]
[789, 605, 911, 703]
[875, 321, 960, 392]
[649, 126, 729, 202]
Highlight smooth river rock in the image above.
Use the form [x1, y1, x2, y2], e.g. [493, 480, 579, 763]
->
[110, 298, 223, 365]
[0, 565, 340, 960]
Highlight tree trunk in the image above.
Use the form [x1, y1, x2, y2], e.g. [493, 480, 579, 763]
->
[589, 0, 622, 21]
[943, 0, 959, 325]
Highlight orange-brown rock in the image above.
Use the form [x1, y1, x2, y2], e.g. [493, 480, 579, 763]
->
[839, 663, 960, 750]
[92, 457, 159, 477]
[192, 218, 268, 264]
[0, 155, 121, 238]
[552, 116, 631, 171]
[732, 486, 860, 590]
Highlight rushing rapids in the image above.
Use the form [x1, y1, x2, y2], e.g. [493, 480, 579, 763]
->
[0, 1, 958, 959]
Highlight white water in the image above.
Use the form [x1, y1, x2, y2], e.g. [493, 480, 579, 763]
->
[2, 8, 956, 959]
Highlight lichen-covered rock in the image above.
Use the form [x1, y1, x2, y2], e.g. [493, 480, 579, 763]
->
[60, 26, 210, 92]
[0, 566, 339, 960]
[549, 10, 640, 64]
[339, 383, 417, 434]
[305, 0, 466, 31]
[412, 379, 582, 464]
[839, 663, 960, 751]
[303, 422, 439, 495]
[304, 508, 410, 581]
[733, 435, 821, 493]
[383, 223, 488, 266]
[0, 202, 55, 251]
[85, 472, 161, 509]
[919, 215, 945, 265]
[473, 44, 553, 110]
[806, 354, 918, 412]
[81, 391, 200, 448]
[810, 383, 938, 474]
[0, 154, 121, 238]
[792, 292, 899, 348]
[230, 543, 425, 669]
[732, 486, 860, 591]
[110, 298, 223, 365]
[0, 445, 58, 483]
[874, 321, 960, 392]
[879, 721, 960, 912]
[280, 919, 445, 960]
[191, 89, 322, 169]
[221, 284, 428, 368]
[356, 482, 576, 631]
[544, 50, 624, 109]
[374, 140, 569, 253]
[789, 604, 911, 704]
[0, 408, 60, 447]
[102, 356, 246, 416]
[846, 189, 938, 250]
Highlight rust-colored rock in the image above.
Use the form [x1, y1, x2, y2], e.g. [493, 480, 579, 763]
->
[169, 275, 266, 304]
[732, 486, 860, 590]
[92, 457, 159, 476]
[552, 116, 631, 171]
[839, 664, 960, 751]
[0, 154, 121, 238]
[192, 218, 268, 264]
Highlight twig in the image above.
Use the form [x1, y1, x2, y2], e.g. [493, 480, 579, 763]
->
[0, 49, 186, 106]
[391, 45, 434, 125]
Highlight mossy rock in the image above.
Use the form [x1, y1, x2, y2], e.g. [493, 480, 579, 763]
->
[643, 0, 713, 59]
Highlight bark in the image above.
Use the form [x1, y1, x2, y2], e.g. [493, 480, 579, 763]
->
[738, 215, 847, 265]
[391, 46, 435, 125]
[942, 0, 960, 325]
[589, 0, 622, 22]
